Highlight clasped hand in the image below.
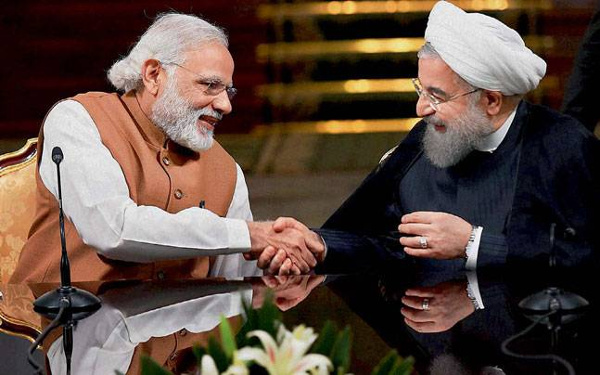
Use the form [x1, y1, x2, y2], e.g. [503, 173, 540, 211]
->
[245, 218, 325, 275]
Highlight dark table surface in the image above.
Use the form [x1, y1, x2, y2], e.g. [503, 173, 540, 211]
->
[1, 257, 598, 375]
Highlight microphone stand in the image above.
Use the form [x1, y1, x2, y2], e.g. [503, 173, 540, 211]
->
[518, 223, 589, 320]
[32, 147, 101, 374]
[515, 223, 588, 374]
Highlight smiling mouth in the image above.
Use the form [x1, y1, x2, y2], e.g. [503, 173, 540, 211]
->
[433, 124, 446, 133]
[198, 115, 219, 131]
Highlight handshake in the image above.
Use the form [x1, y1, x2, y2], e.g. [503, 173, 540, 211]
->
[244, 217, 325, 275]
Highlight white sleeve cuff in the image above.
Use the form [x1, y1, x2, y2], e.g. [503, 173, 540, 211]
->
[465, 226, 483, 271]
[466, 271, 485, 310]
[224, 218, 251, 252]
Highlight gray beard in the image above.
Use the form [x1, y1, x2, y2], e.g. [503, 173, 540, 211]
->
[151, 76, 221, 152]
[422, 103, 495, 168]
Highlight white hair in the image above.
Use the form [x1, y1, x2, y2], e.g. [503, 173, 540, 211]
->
[107, 13, 228, 92]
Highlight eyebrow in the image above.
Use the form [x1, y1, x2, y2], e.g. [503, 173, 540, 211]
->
[426, 85, 448, 99]
[195, 75, 233, 87]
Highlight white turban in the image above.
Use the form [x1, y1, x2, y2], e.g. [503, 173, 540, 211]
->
[424, 1, 546, 95]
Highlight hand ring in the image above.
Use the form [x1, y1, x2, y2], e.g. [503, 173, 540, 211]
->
[422, 298, 430, 311]
[419, 236, 428, 249]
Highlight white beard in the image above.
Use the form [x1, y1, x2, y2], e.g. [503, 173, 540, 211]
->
[422, 101, 495, 168]
[151, 75, 222, 152]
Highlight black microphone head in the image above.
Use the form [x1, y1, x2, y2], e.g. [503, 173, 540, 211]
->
[52, 147, 63, 164]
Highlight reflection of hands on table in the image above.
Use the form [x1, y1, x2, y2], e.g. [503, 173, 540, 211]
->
[250, 275, 325, 311]
[400, 280, 475, 333]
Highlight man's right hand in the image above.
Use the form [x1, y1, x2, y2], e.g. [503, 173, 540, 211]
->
[245, 220, 323, 273]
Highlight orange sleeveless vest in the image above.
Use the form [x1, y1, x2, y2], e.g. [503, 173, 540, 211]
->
[11, 91, 237, 282]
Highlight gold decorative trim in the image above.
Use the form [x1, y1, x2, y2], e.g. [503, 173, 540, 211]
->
[258, 0, 553, 19]
[0, 138, 38, 178]
[0, 310, 42, 345]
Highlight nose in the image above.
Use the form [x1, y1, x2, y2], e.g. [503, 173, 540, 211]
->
[416, 94, 435, 118]
[211, 91, 232, 115]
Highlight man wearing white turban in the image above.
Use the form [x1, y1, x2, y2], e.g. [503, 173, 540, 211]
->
[264, 1, 600, 272]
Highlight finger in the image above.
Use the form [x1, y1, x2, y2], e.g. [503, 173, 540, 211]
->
[399, 236, 430, 249]
[276, 296, 302, 311]
[278, 258, 293, 276]
[404, 289, 436, 298]
[300, 247, 318, 269]
[273, 217, 307, 232]
[290, 264, 302, 275]
[286, 248, 314, 272]
[398, 223, 430, 235]
[305, 233, 325, 261]
[257, 246, 279, 269]
[306, 275, 326, 290]
[401, 211, 436, 224]
[268, 250, 288, 274]
[404, 247, 434, 258]
[261, 275, 279, 288]
[401, 295, 431, 309]
[400, 307, 433, 322]
[404, 319, 438, 333]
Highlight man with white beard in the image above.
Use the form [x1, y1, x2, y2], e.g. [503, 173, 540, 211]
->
[11, 13, 324, 283]
[262, 1, 600, 274]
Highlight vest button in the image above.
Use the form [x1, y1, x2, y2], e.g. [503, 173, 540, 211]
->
[157, 270, 165, 280]
[162, 156, 170, 166]
[174, 189, 183, 199]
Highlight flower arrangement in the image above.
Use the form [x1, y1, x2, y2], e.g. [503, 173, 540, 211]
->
[134, 294, 414, 375]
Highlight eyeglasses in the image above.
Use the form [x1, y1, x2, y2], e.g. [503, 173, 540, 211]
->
[412, 78, 479, 111]
[160, 61, 238, 100]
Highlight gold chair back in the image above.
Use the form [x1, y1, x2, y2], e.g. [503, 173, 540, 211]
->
[0, 138, 38, 284]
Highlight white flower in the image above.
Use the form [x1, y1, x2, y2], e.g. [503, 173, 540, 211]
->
[236, 324, 332, 375]
[201, 355, 219, 375]
[200, 353, 250, 375]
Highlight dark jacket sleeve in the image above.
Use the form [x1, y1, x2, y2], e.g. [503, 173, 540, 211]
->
[502, 106, 600, 269]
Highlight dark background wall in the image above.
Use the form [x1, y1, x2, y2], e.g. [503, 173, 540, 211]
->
[0, 1, 267, 139]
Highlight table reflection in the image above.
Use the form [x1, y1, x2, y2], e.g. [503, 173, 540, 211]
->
[1, 261, 599, 374]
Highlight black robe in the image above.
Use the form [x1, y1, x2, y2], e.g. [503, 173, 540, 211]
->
[317, 101, 600, 271]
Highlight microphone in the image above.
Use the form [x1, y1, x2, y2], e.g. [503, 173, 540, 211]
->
[52, 147, 71, 287]
[52, 146, 63, 164]
[32, 146, 102, 374]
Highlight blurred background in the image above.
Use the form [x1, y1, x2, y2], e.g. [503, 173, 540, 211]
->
[2, 0, 598, 227]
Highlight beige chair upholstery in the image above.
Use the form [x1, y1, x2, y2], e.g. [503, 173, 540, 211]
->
[0, 138, 38, 284]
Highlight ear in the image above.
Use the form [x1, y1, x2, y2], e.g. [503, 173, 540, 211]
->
[140, 59, 163, 96]
[483, 90, 503, 116]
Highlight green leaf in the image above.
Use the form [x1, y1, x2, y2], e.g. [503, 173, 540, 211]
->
[372, 351, 414, 375]
[237, 290, 282, 348]
[192, 344, 207, 365]
[140, 355, 173, 375]
[312, 321, 338, 355]
[219, 315, 237, 358]
[371, 350, 398, 375]
[392, 356, 415, 375]
[257, 292, 282, 336]
[208, 336, 230, 372]
[330, 326, 352, 373]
